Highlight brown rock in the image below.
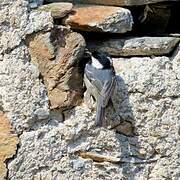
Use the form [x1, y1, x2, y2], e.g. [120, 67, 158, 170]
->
[114, 121, 134, 136]
[38, 3, 73, 19]
[0, 112, 19, 179]
[45, 0, 178, 6]
[62, 5, 133, 33]
[28, 26, 86, 110]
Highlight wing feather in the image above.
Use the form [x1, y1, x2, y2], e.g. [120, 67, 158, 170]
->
[100, 76, 116, 107]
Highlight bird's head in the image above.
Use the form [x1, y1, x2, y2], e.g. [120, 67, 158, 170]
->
[84, 49, 112, 69]
[91, 51, 111, 69]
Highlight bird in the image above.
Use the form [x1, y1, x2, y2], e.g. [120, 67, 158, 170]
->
[84, 51, 116, 126]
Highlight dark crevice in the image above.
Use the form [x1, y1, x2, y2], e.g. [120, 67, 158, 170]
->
[38, 73, 46, 85]
[61, 111, 65, 122]
[57, 2, 180, 47]
[75, 150, 162, 164]
[128, 90, 180, 100]
[145, 95, 180, 100]
[128, 2, 180, 35]
[167, 41, 180, 58]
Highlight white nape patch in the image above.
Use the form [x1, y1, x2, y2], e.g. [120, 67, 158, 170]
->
[107, 57, 113, 64]
[91, 56, 103, 69]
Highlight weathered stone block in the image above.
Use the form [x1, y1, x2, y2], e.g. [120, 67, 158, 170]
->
[88, 37, 180, 56]
[38, 3, 73, 18]
[28, 26, 86, 110]
[62, 5, 133, 33]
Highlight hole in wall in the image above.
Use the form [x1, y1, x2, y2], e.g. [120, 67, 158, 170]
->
[129, 1, 180, 35]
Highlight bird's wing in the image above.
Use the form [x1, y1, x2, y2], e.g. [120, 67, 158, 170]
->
[100, 76, 116, 108]
[95, 76, 115, 126]
[84, 66, 102, 93]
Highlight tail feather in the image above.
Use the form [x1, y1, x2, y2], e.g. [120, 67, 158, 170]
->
[95, 101, 105, 126]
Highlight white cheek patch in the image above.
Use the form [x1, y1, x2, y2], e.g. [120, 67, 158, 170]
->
[91, 56, 103, 69]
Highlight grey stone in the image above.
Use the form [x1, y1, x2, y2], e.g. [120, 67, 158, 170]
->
[38, 3, 73, 18]
[7, 52, 180, 179]
[34, 108, 50, 120]
[1, 0, 180, 179]
[0, 1, 53, 56]
[29, 0, 43, 8]
[0, 0, 53, 133]
[113, 55, 180, 97]
[88, 37, 180, 57]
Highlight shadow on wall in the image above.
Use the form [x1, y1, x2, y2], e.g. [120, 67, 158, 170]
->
[62, 62, 155, 178]
[109, 75, 145, 179]
[82, 72, 147, 178]
[106, 75, 135, 135]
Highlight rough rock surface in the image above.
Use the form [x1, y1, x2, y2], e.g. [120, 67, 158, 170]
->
[0, 1, 53, 56]
[137, 4, 172, 35]
[29, 0, 44, 8]
[62, 5, 133, 33]
[0, 112, 19, 179]
[28, 26, 86, 110]
[7, 48, 180, 179]
[45, 0, 179, 6]
[0, 0, 180, 179]
[88, 36, 180, 56]
[0, 0, 53, 133]
[38, 3, 73, 18]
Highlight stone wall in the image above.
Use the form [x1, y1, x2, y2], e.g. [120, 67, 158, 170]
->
[0, 0, 179, 179]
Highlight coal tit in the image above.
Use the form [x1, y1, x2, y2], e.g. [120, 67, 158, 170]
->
[84, 51, 116, 126]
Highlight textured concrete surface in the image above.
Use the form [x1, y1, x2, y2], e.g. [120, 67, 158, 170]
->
[0, 0, 53, 132]
[7, 53, 180, 179]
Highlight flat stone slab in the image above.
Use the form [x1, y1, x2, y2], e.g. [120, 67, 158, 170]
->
[62, 5, 133, 33]
[45, 0, 179, 6]
[87, 37, 180, 56]
[38, 3, 73, 18]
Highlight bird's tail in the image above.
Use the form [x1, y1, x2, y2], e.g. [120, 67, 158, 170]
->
[95, 100, 105, 126]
